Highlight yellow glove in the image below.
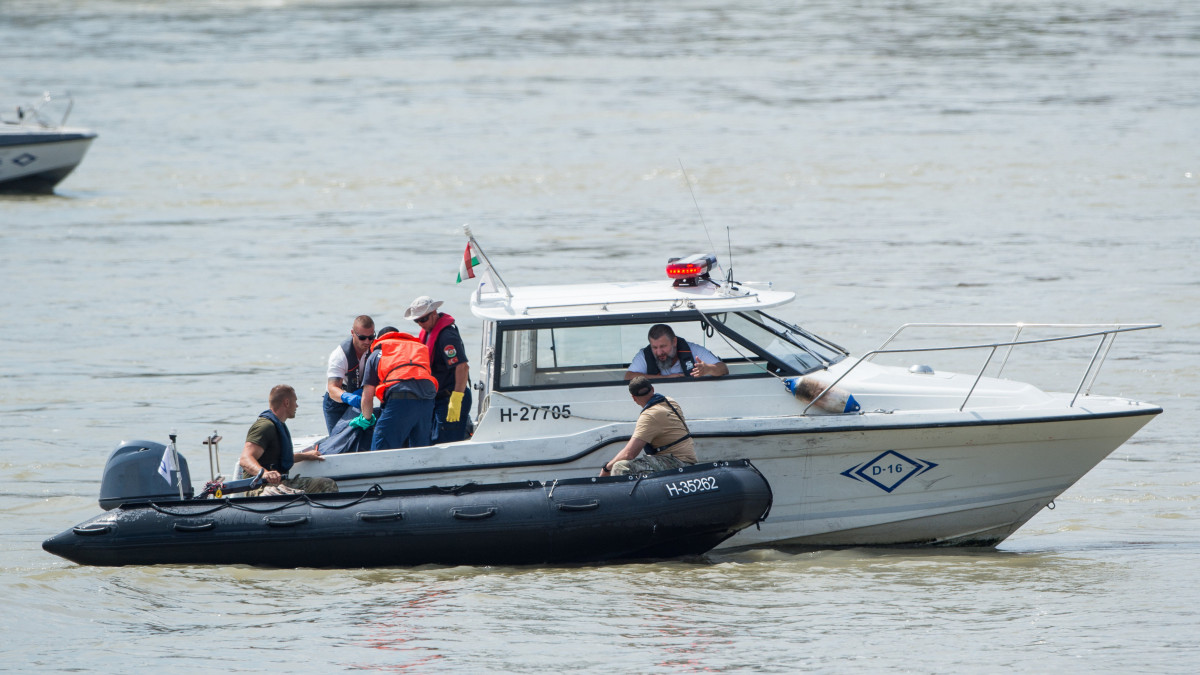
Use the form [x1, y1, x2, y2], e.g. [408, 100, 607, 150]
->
[446, 390, 464, 423]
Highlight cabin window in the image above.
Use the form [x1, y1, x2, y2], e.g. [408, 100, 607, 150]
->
[495, 320, 742, 389]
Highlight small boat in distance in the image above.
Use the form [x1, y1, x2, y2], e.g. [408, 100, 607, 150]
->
[0, 92, 96, 194]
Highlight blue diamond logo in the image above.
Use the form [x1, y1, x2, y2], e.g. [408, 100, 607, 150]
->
[13, 153, 37, 167]
[841, 450, 938, 493]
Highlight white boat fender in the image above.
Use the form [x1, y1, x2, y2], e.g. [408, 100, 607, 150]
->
[784, 376, 861, 413]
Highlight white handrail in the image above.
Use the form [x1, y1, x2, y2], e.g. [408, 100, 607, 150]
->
[6, 91, 75, 128]
[803, 323, 1159, 415]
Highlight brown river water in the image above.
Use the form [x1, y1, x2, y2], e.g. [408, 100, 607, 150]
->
[2, 1, 1198, 672]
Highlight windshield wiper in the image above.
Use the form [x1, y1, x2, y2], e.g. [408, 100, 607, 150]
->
[727, 312, 831, 368]
[765, 313, 849, 362]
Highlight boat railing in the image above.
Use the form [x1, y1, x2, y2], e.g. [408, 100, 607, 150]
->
[802, 322, 1160, 415]
[3, 91, 75, 129]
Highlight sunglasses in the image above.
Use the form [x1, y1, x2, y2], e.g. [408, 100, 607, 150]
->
[414, 313, 435, 324]
[355, 333, 375, 341]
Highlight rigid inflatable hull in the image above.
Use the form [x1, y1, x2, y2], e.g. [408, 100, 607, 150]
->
[43, 461, 772, 568]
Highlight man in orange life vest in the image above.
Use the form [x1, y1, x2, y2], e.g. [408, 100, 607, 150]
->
[405, 296, 472, 443]
[358, 327, 439, 451]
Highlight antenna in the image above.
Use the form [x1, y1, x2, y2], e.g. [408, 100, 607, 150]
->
[726, 225, 734, 284]
[678, 160, 723, 280]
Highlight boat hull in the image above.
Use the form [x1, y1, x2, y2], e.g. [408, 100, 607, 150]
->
[43, 461, 772, 568]
[0, 132, 95, 193]
[295, 403, 1160, 549]
[709, 408, 1160, 547]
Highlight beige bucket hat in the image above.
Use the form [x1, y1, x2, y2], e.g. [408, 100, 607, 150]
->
[403, 295, 444, 320]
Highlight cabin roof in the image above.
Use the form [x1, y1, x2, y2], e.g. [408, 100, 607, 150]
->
[469, 278, 795, 321]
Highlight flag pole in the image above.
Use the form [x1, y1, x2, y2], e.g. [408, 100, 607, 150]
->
[169, 429, 184, 500]
[463, 225, 513, 299]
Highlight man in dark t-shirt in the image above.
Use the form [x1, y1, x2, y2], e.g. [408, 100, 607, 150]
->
[239, 384, 337, 495]
[405, 295, 472, 443]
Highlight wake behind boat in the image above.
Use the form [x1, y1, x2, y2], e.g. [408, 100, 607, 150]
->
[285, 229, 1161, 549]
[0, 92, 96, 194]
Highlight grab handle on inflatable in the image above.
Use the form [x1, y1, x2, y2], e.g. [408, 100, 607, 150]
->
[173, 520, 216, 533]
[452, 507, 497, 520]
[556, 500, 601, 512]
[358, 511, 404, 523]
[264, 515, 310, 528]
[73, 524, 113, 536]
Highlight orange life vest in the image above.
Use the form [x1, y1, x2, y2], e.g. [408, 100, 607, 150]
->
[372, 332, 438, 401]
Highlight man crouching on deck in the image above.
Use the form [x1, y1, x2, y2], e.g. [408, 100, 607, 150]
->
[239, 384, 338, 496]
[600, 376, 697, 477]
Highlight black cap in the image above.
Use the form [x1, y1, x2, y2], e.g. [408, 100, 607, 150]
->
[628, 376, 653, 397]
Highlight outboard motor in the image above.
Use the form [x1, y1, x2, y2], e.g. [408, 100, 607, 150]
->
[98, 440, 193, 510]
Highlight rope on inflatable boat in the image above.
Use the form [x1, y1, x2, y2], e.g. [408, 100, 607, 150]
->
[431, 482, 480, 496]
[628, 471, 650, 496]
[148, 484, 385, 517]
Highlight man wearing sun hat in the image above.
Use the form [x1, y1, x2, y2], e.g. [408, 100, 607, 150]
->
[405, 295, 472, 443]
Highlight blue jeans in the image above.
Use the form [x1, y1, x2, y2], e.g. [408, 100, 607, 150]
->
[322, 392, 349, 434]
[372, 396, 434, 451]
[432, 387, 472, 444]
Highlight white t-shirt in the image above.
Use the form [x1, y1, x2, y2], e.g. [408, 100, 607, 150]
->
[327, 344, 372, 384]
[627, 340, 719, 376]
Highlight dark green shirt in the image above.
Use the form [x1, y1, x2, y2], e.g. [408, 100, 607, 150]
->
[246, 417, 284, 470]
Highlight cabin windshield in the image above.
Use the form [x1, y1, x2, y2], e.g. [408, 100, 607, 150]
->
[493, 311, 845, 391]
[704, 310, 845, 375]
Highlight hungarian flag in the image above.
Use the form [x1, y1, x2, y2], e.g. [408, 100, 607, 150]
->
[457, 244, 480, 283]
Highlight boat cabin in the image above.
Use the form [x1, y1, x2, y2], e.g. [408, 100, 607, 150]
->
[469, 256, 849, 427]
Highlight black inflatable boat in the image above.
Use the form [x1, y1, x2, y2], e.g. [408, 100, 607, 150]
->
[44, 459, 772, 568]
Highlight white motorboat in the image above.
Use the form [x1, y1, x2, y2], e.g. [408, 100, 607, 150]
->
[0, 93, 96, 193]
[295, 230, 1161, 549]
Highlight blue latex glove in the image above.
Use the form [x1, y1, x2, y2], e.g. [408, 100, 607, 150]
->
[340, 392, 362, 409]
[348, 414, 375, 430]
